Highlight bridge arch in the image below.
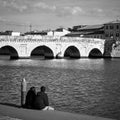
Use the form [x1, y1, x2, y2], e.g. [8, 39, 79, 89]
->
[0, 45, 19, 59]
[30, 45, 54, 59]
[88, 48, 103, 58]
[64, 46, 80, 59]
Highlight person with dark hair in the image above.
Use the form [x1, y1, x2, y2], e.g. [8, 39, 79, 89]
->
[25, 86, 36, 109]
[34, 86, 54, 110]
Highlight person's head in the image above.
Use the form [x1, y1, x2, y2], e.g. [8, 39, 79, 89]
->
[40, 86, 46, 92]
[30, 86, 35, 92]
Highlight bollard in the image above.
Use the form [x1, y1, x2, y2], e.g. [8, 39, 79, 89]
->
[21, 78, 27, 107]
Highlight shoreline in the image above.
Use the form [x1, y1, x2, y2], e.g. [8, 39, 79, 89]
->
[0, 104, 115, 120]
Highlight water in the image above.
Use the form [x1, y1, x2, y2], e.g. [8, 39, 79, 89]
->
[0, 58, 120, 119]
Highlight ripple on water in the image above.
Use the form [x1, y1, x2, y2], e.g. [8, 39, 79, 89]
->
[0, 59, 120, 119]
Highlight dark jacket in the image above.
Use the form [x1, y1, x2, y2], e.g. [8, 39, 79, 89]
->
[34, 92, 49, 110]
[25, 90, 36, 109]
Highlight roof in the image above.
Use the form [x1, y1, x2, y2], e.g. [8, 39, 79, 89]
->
[104, 20, 120, 24]
[54, 28, 69, 32]
[65, 30, 104, 37]
[77, 24, 104, 31]
[73, 25, 86, 29]
[55, 28, 63, 32]
[65, 31, 93, 37]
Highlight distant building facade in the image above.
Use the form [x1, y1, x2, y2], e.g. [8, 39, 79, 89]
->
[0, 20, 120, 41]
[104, 20, 120, 41]
[77, 24, 104, 39]
[23, 28, 70, 38]
[0, 31, 20, 36]
[11, 32, 20, 36]
[66, 24, 104, 39]
[66, 20, 120, 41]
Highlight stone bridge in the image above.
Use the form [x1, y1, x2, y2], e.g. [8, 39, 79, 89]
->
[0, 36, 105, 59]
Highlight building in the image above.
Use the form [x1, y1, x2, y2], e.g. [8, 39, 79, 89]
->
[23, 28, 70, 38]
[0, 31, 13, 36]
[24, 31, 47, 36]
[104, 20, 120, 41]
[71, 25, 86, 32]
[11, 32, 20, 36]
[47, 28, 70, 37]
[65, 24, 104, 39]
[66, 20, 120, 41]
[0, 31, 21, 36]
[77, 24, 104, 39]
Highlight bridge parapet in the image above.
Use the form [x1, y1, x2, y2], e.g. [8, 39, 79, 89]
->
[0, 35, 59, 42]
[61, 37, 105, 44]
[0, 35, 105, 44]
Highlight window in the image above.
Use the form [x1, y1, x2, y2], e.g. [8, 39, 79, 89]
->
[117, 25, 119, 29]
[106, 26, 108, 29]
[116, 33, 119, 37]
[105, 34, 109, 37]
[110, 25, 114, 29]
[110, 33, 113, 37]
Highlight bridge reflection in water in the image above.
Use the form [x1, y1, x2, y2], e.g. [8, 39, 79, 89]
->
[0, 36, 105, 59]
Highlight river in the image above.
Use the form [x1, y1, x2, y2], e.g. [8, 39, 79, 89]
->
[0, 58, 120, 119]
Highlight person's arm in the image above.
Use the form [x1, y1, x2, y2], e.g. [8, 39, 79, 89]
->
[44, 94, 49, 106]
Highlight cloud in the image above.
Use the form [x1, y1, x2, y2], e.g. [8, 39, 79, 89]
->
[0, 16, 5, 22]
[93, 8, 104, 13]
[55, 6, 85, 17]
[84, 8, 105, 17]
[0, 16, 26, 27]
[33, 2, 56, 11]
[2, 0, 28, 12]
[64, 6, 85, 15]
[104, 8, 120, 18]
[32, 2, 85, 16]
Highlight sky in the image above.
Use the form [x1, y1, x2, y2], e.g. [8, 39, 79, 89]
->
[0, 0, 120, 32]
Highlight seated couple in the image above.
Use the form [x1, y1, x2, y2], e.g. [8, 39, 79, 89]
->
[25, 86, 54, 110]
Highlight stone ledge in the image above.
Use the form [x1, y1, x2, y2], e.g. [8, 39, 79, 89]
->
[0, 104, 115, 120]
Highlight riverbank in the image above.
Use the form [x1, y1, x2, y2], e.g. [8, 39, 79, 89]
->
[0, 104, 115, 120]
